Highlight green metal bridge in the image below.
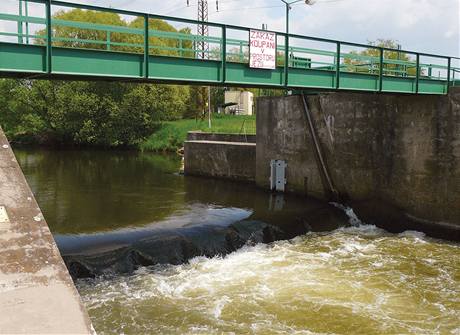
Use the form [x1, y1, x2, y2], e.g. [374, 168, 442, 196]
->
[1, 0, 459, 94]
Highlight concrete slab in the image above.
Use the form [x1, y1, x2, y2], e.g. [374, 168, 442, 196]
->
[0, 126, 94, 334]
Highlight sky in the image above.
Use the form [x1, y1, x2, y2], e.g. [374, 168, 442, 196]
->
[1, 0, 459, 58]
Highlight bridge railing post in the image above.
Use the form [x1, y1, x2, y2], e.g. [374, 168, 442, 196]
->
[335, 42, 340, 89]
[415, 53, 420, 93]
[221, 26, 226, 84]
[284, 33, 289, 87]
[379, 47, 383, 91]
[106, 31, 111, 51]
[143, 14, 149, 79]
[18, 0, 23, 44]
[447, 57, 451, 93]
[45, 0, 52, 74]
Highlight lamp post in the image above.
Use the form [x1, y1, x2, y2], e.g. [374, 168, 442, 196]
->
[279, 0, 313, 87]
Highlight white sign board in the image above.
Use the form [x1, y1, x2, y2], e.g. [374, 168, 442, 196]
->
[249, 29, 276, 69]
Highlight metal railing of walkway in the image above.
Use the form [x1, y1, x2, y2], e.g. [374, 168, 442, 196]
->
[0, 0, 459, 94]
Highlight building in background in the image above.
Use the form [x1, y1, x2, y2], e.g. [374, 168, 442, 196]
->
[223, 91, 254, 115]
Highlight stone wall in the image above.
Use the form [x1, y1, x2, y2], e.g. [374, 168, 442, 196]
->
[256, 89, 460, 238]
[184, 139, 256, 182]
[187, 131, 256, 143]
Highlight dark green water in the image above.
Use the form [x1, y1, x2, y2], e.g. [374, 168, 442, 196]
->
[15, 148, 184, 234]
[15, 148, 460, 335]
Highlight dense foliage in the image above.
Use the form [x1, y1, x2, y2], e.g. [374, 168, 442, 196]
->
[0, 79, 189, 146]
[0, 9, 194, 146]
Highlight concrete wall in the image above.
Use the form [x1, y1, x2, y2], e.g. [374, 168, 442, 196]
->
[184, 139, 256, 182]
[224, 91, 254, 115]
[256, 89, 460, 237]
[0, 127, 94, 334]
[187, 131, 256, 143]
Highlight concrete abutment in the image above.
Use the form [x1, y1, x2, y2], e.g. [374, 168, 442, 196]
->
[185, 89, 460, 240]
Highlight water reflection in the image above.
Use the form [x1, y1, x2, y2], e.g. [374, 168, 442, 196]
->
[16, 148, 348, 278]
[15, 148, 184, 234]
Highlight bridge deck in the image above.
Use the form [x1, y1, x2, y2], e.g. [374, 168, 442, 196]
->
[0, 0, 459, 94]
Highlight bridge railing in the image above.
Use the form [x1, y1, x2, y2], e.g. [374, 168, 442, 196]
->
[0, 0, 458, 93]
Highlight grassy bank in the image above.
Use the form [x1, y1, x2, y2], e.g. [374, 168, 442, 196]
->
[140, 114, 256, 152]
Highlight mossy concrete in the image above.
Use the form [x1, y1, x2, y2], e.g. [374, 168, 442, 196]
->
[184, 138, 256, 182]
[256, 89, 460, 239]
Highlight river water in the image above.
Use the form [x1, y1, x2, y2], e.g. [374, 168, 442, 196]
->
[15, 148, 460, 335]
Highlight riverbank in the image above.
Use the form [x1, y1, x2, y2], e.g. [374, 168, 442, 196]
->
[140, 114, 256, 152]
[7, 114, 256, 153]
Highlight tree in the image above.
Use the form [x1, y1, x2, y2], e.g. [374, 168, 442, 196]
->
[0, 9, 196, 146]
[344, 39, 417, 77]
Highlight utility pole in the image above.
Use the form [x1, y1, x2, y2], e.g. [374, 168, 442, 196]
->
[280, 0, 314, 88]
[197, 0, 209, 60]
[191, 0, 212, 127]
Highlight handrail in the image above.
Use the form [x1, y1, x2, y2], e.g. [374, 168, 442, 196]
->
[0, 0, 458, 93]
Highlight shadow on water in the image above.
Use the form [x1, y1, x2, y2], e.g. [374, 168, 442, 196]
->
[15, 147, 349, 279]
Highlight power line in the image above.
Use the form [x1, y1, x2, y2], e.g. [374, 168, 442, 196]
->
[209, 4, 286, 15]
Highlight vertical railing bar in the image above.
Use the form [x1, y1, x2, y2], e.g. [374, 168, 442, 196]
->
[107, 30, 111, 51]
[379, 47, 383, 92]
[45, 0, 52, 74]
[415, 53, 420, 93]
[221, 26, 226, 84]
[144, 13, 149, 79]
[25, 0, 29, 44]
[284, 33, 289, 87]
[335, 41, 340, 89]
[446, 57, 451, 93]
[18, 0, 23, 44]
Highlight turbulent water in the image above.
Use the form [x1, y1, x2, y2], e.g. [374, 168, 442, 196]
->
[77, 225, 460, 335]
[15, 148, 460, 334]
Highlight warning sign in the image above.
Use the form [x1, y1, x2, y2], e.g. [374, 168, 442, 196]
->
[249, 29, 276, 69]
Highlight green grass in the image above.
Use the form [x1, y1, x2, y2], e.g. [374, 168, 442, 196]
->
[140, 114, 256, 152]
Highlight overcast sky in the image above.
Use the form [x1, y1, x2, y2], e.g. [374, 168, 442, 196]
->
[1, 0, 459, 57]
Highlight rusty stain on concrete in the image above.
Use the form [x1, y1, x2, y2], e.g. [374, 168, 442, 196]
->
[0, 126, 95, 334]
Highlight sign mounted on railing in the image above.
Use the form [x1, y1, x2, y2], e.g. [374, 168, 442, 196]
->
[249, 29, 276, 69]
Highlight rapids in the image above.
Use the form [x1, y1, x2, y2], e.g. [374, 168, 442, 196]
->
[77, 225, 460, 335]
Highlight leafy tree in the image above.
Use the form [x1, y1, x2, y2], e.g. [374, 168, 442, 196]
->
[344, 39, 417, 76]
[0, 79, 190, 146]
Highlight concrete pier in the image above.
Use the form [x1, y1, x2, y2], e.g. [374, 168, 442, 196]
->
[256, 89, 460, 239]
[0, 127, 94, 334]
[184, 132, 256, 182]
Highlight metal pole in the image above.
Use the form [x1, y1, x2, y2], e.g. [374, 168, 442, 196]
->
[221, 26, 226, 83]
[415, 53, 420, 93]
[144, 14, 149, 78]
[284, 2, 289, 87]
[446, 57, 451, 93]
[335, 42, 340, 89]
[46, 0, 52, 74]
[18, 0, 23, 44]
[208, 86, 211, 128]
[379, 47, 383, 91]
[25, 0, 29, 44]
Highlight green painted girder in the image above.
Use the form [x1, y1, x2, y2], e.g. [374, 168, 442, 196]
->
[0, 0, 458, 95]
[0, 42, 451, 94]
